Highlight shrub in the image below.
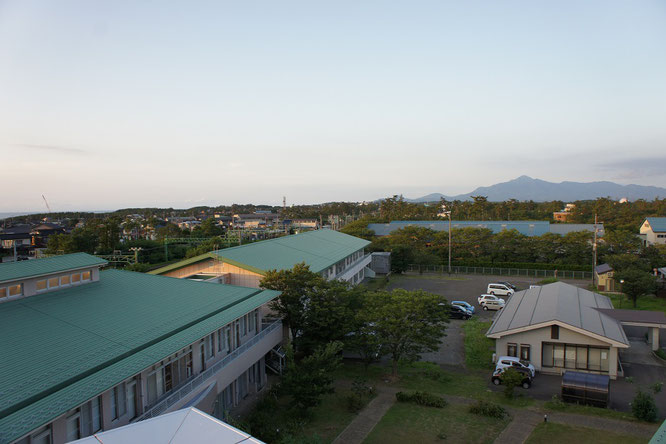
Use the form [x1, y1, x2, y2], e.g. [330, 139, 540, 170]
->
[351, 376, 376, 398]
[469, 400, 508, 419]
[537, 277, 559, 285]
[652, 382, 664, 394]
[632, 390, 658, 422]
[345, 393, 366, 413]
[656, 349, 666, 360]
[501, 368, 525, 399]
[396, 391, 448, 408]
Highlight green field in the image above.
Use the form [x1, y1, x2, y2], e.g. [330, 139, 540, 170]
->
[363, 401, 510, 444]
[526, 422, 648, 444]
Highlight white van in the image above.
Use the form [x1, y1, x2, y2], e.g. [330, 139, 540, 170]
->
[487, 283, 514, 296]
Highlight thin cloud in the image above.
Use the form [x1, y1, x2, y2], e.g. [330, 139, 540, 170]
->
[597, 157, 666, 180]
[14, 143, 87, 154]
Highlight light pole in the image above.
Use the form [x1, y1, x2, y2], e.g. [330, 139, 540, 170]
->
[442, 204, 452, 274]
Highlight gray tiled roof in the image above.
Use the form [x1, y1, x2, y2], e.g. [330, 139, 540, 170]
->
[486, 282, 628, 346]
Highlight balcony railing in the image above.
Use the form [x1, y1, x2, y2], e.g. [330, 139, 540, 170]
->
[335, 254, 372, 280]
[135, 319, 282, 421]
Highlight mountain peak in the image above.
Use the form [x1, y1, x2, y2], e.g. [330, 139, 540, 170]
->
[403, 176, 666, 202]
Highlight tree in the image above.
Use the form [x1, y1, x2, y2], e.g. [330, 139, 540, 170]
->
[616, 268, 657, 308]
[501, 368, 524, 399]
[632, 390, 658, 422]
[280, 341, 343, 412]
[260, 263, 328, 348]
[297, 280, 362, 354]
[364, 289, 449, 377]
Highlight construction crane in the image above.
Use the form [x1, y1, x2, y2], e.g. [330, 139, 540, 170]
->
[42, 195, 52, 213]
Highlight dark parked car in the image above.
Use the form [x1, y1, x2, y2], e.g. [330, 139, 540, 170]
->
[498, 281, 517, 290]
[449, 304, 472, 320]
[491, 367, 532, 389]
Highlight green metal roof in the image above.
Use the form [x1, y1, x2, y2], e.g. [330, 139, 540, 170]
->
[148, 253, 219, 276]
[211, 229, 370, 275]
[0, 253, 108, 284]
[0, 270, 279, 443]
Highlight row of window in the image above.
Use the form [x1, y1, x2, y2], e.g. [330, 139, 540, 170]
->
[506, 343, 531, 361]
[203, 310, 259, 365]
[0, 283, 23, 300]
[36, 271, 92, 292]
[542, 342, 610, 372]
[18, 309, 263, 443]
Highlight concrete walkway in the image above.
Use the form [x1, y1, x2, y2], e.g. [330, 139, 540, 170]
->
[332, 386, 400, 444]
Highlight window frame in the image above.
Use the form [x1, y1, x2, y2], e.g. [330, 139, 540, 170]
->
[507, 343, 518, 357]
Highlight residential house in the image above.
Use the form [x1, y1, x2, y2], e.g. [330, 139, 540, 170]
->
[0, 253, 282, 444]
[486, 282, 629, 379]
[149, 229, 372, 287]
[639, 217, 666, 246]
[594, 263, 618, 292]
[553, 203, 576, 222]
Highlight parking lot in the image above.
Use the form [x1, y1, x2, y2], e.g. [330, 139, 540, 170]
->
[387, 272, 588, 322]
[384, 273, 666, 414]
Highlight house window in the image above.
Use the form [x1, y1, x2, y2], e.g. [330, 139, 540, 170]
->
[72, 273, 81, 284]
[542, 342, 610, 373]
[204, 334, 214, 359]
[80, 396, 102, 436]
[542, 343, 553, 367]
[61, 275, 71, 286]
[249, 310, 256, 333]
[48, 277, 59, 289]
[0, 288, 6, 299]
[507, 343, 517, 357]
[81, 271, 91, 281]
[217, 328, 225, 352]
[8, 284, 22, 297]
[24, 425, 52, 444]
[66, 410, 81, 442]
[240, 316, 246, 336]
[111, 383, 127, 420]
[36, 280, 48, 291]
[520, 345, 530, 362]
[551, 325, 559, 339]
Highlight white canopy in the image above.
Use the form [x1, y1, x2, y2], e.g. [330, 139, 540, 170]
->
[69, 408, 263, 444]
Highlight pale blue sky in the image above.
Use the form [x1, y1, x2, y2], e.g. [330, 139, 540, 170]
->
[1, 1, 666, 211]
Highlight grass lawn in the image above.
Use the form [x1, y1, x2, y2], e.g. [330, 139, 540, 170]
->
[543, 398, 637, 422]
[240, 384, 374, 443]
[607, 293, 666, 313]
[463, 319, 495, 370]
[362, 277, 391, 291]
[363, 401, 510, 444]
[337, 361, 534, 408]
[298, 387, 375, 443]
[525, 422, 648, 444]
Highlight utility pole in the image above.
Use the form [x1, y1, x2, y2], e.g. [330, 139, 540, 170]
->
[592, 213, 598, 287]
[164, 236, 168, 262]
[442, 203, 452, 274]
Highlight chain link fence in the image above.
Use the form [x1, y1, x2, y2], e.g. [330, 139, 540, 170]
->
[405, 264, 592, 280]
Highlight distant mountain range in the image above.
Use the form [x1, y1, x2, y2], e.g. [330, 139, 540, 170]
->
[404, 176, 666, 202]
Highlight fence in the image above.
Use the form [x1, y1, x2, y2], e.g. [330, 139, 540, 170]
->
[405, 264, 593, 280]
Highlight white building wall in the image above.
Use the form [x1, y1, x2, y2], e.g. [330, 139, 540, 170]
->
[495, 324, 620, 379]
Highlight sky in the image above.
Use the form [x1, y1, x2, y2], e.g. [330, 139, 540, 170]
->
[1, 1, 666, 212]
